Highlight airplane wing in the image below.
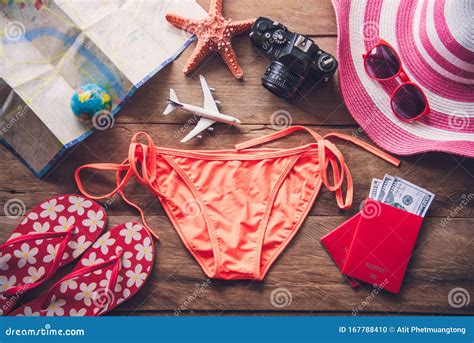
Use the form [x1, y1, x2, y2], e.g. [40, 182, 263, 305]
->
[180, 117, 215, 143]
[200, 75, 219, 114]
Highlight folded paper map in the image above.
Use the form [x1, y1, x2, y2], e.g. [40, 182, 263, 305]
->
[0, 0, 206, 177]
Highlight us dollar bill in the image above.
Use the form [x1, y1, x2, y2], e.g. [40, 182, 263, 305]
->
[382, 177, 435, 217]
[369, 178, 382, 199]
[376, 174, 394, 201]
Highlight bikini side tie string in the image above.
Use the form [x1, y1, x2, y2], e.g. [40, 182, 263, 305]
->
[75, 132, 164, 240]
[235, 125, 400, 210]
[75, 127, 400, 239]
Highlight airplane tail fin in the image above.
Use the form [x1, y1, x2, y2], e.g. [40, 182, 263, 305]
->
[163, 89, 180, 115]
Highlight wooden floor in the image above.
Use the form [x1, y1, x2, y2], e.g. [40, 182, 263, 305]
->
[1, 0, 473, 316]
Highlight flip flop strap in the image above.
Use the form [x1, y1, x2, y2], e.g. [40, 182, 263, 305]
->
[40, 250, 124, 311]
[2, 226, 75, 296]
[0, 228, 73, 249]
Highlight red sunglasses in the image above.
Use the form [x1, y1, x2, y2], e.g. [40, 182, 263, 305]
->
[363, 39, 430, 122]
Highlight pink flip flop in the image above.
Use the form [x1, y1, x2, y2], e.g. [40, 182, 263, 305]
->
[10, 222, 154, 316]
[0, 194, 106, 315]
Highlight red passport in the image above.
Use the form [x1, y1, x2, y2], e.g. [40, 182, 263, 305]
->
[320, 214, 360, 288]
[341, 198, 424, 294]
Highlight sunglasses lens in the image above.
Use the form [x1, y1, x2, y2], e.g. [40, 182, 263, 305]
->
[365, 45, 400, 79]
[392, 84, 427, 120]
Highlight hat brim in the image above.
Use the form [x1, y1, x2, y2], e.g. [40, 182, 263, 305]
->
[332, 0, 474, 157]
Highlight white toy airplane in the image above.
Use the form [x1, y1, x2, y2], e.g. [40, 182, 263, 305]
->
[163, 75, 241, 142]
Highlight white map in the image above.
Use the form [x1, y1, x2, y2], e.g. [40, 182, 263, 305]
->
[0, 0, 206, 176]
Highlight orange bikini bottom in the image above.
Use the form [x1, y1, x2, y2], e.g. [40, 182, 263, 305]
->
[75, 126, 399, 280]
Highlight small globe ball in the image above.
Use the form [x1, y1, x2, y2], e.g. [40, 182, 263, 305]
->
[71, 84, 112, 121]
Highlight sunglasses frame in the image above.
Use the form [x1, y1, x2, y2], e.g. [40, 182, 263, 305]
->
[363, 39, 430, 122]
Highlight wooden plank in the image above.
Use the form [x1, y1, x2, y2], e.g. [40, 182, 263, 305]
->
[117, 37, 353, 126]
[1, 0, 471, 318]
[1, 215, 472, 314]
[196, 0, 337, 36]
[1, 125, 472, 218]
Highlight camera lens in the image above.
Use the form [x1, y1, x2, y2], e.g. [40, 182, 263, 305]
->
[261, 62, 305, 100]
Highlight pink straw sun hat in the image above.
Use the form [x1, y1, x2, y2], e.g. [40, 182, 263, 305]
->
[332, 0, 474, 157]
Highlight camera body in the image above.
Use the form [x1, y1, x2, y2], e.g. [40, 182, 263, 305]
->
[249, 17, 338, 100]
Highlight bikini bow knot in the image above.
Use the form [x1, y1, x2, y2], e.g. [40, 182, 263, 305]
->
[75, 132, 163, 240]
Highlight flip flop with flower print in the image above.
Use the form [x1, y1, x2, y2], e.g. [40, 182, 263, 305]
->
[10, 222, 154, 316]
[0, 195, 106, 315]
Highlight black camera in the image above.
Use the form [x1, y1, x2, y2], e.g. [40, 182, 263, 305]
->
[249, 17, 338, 100]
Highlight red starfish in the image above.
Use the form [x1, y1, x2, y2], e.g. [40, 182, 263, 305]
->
[166, 0, 255, 79]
